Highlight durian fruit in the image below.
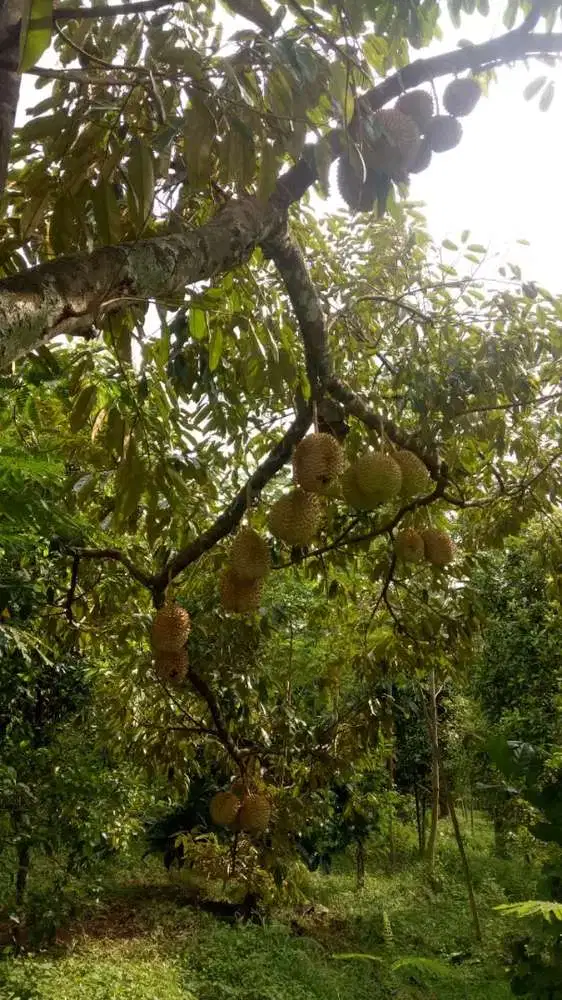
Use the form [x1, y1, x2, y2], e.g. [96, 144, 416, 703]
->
[267, 488, 322, 546]
[443, 78, 481, 117]
[337, 154, 378, 212]
[396, 90, 434, 132]
[238, 793, 271, 833]
[421, 528, 455, 567]
[353, 452, 402, 508]
[394, 528, 425, 563]
[361, 109, 421, 178]
[210, 790, 241, 827]
[154, 648, 189, 685]
[220, 568, 262, 613]
[409, 137, 432, 174]
[426, 115, 463, 153]
[293, 432, 345, 495]
[230, 527, 270, 581]
[340, 464, 368, 509]
[394, 450, 431, 498]
[151, 603, 191, 652]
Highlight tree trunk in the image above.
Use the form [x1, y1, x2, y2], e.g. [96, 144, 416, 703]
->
[425, 670, 440, 871]
[0, 196, 281, 369]
[446, 788, 482, 942]
[15, 842, 30, 908]
[0, 0, 21, 201]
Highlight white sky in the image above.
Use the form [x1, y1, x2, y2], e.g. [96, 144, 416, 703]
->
[16, 5, 562, 291]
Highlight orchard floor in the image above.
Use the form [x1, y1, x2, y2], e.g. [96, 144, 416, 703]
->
[0, 820, 539, 1000]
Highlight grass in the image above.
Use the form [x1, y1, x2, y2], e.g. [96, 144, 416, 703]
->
[0, 817, 538, 1000]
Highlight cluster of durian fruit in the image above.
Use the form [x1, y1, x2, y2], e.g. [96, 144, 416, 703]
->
[337, 76, 482, 212]
[209, 780, 271, 833]
[149, 434, 454, 680]
[219, 432, 455, 612]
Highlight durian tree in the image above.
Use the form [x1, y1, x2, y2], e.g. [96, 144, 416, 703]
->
[0, 0, 561, 870]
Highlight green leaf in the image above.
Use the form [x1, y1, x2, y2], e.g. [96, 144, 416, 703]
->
[496, 900, 562, 921]
[126, 138, 154, 228]
[190, 308, 208, 341]
[20, 192, 50, 238]
[70, 385, 97, 433]
[391, 956, 451, 978]
[442, 239, 458, 251]
[332, 953, 383, 962]
[18, 111, 67, 142]
[208, 326, 223, 372]
[19, 0, 53, 72]
[523, 76, 547, 101]
[502, 0, 518, 28]
[330, 63, 355, 124]
[91, 179, 121, 245]
[539, 80, 555, 112]
[257, 142, 279, 204]
[313, 137, 334, 198]
[184, 99, 216, 189]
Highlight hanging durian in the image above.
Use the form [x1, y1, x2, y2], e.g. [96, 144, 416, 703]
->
[293, 432, 345, 495]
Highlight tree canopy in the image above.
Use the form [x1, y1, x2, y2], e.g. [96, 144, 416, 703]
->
[0, 0, 561, 846]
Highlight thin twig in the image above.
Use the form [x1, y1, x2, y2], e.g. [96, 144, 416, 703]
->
[65, 554, 80, 623]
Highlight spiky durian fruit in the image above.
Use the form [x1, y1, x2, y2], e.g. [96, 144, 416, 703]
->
[337, 154, 378, 212]
[443, 78, 481, 117]
[426, 115, 463, 153]
[353, 452, 402, 508]
[210, 790, 241, 827]
[220, 568, 262, 613]
[293, 432, 345, 495]
[396, 90, 434, 132]
[238, 793, 271, 833]
[151, 603, 191, 652]
[394, 450, 431, 498]
[267, 488, 322, 545]
[421, 528, 455, 566]
[361, 109, 421, 178]
[394, 528, 425, 563]
[340, 464, 368, 509]
[409, 137, 432, 174]
[153, 648, 189, 685]
[230, 527, 271, 581]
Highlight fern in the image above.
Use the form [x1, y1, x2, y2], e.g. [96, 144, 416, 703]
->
[496, 900, 562, 922]
[331, 953, 382, 963]
[332, 953, 452, 980]
[391, 956, 452, 978]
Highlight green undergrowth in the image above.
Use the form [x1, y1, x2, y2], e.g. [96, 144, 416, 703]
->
[0, 819, 539, 1000]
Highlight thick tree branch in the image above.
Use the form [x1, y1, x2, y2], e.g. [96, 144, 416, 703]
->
[0, 0, 22, 200]
[2, 21, 561, 366]
[275, 30, 562, 206]
[152, 404, 312, 594]
[70, 546, 154, 589]
[48, 0, 173, 24]
[263, 225, 442, 481]
[262, 227, 332, 393]
[0, 198, 282, 368]
[520, 1, 546, 33]
[276, 478, 447, 567]
[326, 377, 442, 479]
[187, 665, 243, 768]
